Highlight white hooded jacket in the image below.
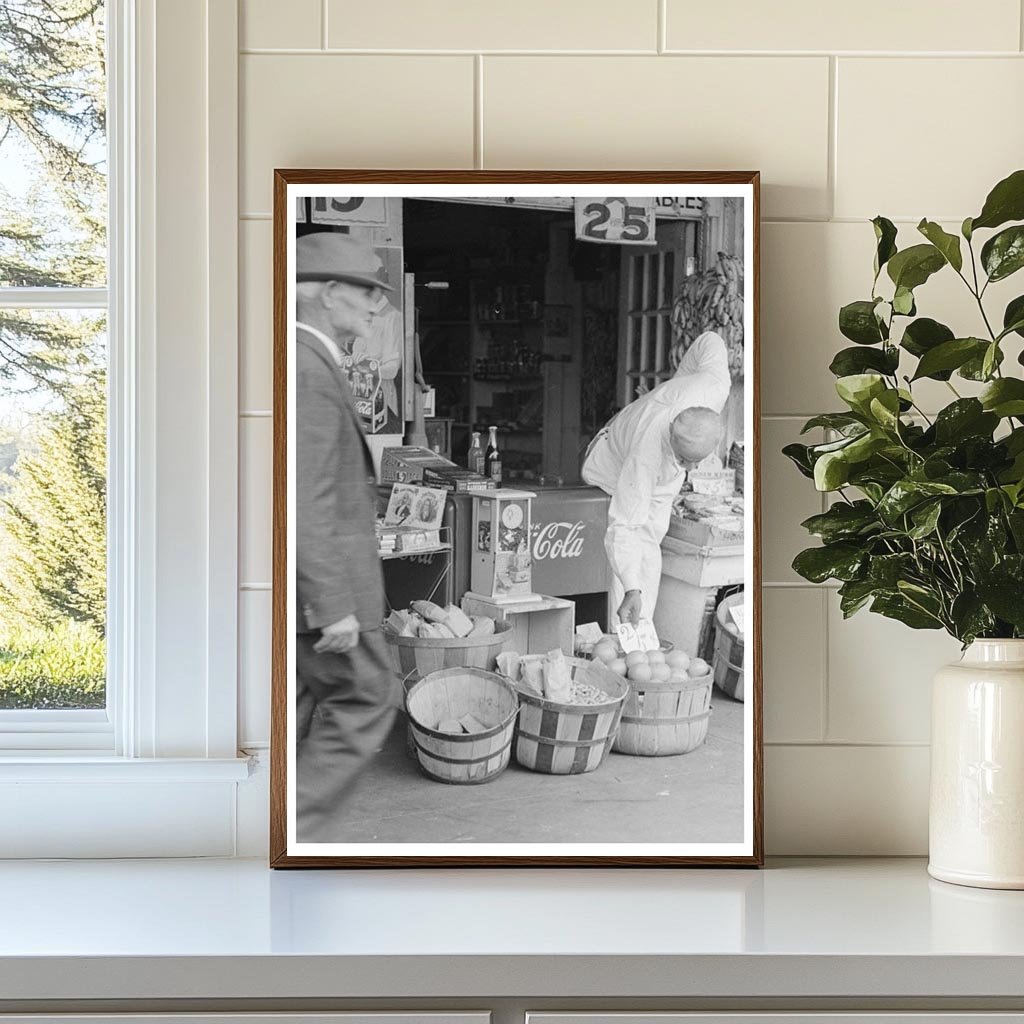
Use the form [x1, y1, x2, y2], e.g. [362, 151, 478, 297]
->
[582, 331, 732, 593]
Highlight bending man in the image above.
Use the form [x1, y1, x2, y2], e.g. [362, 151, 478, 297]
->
[582, 332, 731, 627]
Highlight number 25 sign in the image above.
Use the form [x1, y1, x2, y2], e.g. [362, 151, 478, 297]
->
[574, 197, 656, 245]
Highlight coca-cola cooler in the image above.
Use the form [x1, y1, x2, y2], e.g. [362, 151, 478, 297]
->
[446, 485, 612, 630]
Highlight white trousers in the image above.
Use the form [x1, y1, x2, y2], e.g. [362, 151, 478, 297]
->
[607, 497, 674, 627]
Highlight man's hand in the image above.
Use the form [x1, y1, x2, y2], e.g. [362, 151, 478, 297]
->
[617, 590, 643, 626]
[313, 614, 360, 655]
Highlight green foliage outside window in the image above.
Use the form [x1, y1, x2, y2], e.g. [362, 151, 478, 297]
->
[0, 1, 107, 708]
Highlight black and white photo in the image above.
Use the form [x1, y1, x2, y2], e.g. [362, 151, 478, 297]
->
[271, 173, 762, 867]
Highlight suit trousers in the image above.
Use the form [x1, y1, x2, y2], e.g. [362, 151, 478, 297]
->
[295, 627, 397, 843]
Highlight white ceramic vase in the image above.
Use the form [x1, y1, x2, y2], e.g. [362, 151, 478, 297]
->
[929, 639, 1024, 889]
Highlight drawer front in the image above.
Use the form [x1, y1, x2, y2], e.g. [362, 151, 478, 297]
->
[0, 1016, 490, 1024]
[528, 1017, 1024, 1024]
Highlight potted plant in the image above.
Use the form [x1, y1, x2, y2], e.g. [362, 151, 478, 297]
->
[785, 169, 1024, 889]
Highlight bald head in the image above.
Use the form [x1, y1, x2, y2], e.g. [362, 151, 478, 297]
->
[669, 406, 722, 467]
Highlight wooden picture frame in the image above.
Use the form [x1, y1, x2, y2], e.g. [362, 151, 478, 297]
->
[271, 171, 762, 867]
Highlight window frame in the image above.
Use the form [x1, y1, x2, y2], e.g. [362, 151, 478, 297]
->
[0, 0, 243, 782]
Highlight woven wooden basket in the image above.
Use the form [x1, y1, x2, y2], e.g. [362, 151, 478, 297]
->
[613, 668, 713, 756]
[386, 619, 513, 683]
[405, 668, 519, 785]
[512, 657, 628, 775]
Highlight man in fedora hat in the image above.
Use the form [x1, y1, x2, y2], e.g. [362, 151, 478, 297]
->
[294, 231, 397, 843]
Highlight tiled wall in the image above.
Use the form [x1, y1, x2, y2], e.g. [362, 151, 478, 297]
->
[236, 0, 1024, 854]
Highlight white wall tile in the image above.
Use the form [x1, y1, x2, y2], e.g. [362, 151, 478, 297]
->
[826, 591, 961, 744]
[240, 219, 272, 412]
[766, 744, 929, 854]
[667, 0, 1020, 53]
[241, 0, 321, 50]
[483, 56, 830, 220]
[328, 0, 658, 51]
[239, 590, 272, 747]
[763, 587, 825, 743]
[761, 418, 823, 584]
[836, 58, 1024, 220]
[240, 417, 273, 587]
[240, 55, 475, 214]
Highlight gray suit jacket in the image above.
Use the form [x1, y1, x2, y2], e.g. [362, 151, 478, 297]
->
[296, 328, 385, 634]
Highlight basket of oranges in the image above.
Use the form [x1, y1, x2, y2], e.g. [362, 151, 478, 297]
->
[589, 639, 713, 756]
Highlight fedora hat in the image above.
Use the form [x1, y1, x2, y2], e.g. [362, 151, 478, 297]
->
[296, 232, 393, 291]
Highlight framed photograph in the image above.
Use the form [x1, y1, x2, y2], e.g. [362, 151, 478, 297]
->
[271, 171, 762, 867]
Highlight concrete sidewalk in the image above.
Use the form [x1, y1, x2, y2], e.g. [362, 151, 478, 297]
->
[334, 692, 746, 844]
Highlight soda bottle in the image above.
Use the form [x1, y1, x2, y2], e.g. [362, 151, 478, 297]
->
[467, 431, 484, 474]
[485, 426, 502, 484]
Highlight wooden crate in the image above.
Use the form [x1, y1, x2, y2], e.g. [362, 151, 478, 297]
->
[462, 593, 575, 657]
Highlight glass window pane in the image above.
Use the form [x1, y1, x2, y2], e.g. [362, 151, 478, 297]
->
[0, 2, 107, 288]
[0, 309, 106, 709]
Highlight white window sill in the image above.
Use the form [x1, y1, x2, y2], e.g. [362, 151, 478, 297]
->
[0, 755, 252, 782]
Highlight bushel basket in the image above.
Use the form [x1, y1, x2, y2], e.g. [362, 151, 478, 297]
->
[405, 668, 520, 784]
[512, 657, 629, 775]
[614, 667, 713, 756]
[386, 619, 513, 682]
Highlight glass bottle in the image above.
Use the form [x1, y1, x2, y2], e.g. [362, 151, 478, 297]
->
[485, 426, 502, 484]
[467, 431, 484, 474]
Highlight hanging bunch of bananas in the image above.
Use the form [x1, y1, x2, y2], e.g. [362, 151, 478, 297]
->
[669, 251, 744, 378]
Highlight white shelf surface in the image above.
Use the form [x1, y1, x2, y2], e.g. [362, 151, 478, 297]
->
[1, 857, 1024, 1002]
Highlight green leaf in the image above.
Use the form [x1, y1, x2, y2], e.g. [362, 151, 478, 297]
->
[838, 579, 877, 618]
[868, 553, 915, 587]
[892, 286, 916, 316]
[1002, 295, 1024, 340]
[871, 594, 943, 630]
[792, 542, 866, 584]
[979, 378, 1024, 418]
[868, 389, 902, 430]
[908, 500, 942, 539]
[950, 592, 996, 644]
[887, 244, 946, 291]
[877, 479, 958, 523]
[839, 300, 886, 345]
[829, 345, 899, 378]
[933, 399, 999, 444]
[800, 412, 865, 434]
[981, 225, 1024, 282]
[962, 216, 974, 241]
[814, 450, 850, 491]
[800, 501, 879, 543]
[911, 337, 988, 381]
[960, 344, 1004, 380]
[976, 579, 1024, 629]
[982, 341, 1001, 380]
[971, 168, 1024, 232]
[917, 219, 963, 272]
[782, 442, 815, 479]
[900, 318, 955, 369]
[835, 373, 887, 413]
[872, 216, 898, 277]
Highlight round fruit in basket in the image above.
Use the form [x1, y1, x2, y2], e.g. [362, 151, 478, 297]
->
[689, 656, 711, 677]
[666, 650, 691, 672]
[625, 650, 648, 669]
[608, 658, 627, 677]
[646, 649, 666, 666]
[627, 662, 652, 683]
[593, 639, 619, 664]
[650, 663, 671, 682]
